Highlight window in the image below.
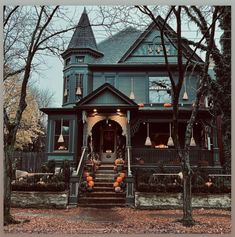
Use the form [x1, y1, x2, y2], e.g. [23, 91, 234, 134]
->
[63, 76, 69, 103]
[54, 119, 70, 151]
[149, 77, 171, 103]
[147, 36, 170, 55]
[75, 73, 83, 100]
[65, 57, 71, 66]
[105, 76, 115, 86]
[75, 56, 85, 63]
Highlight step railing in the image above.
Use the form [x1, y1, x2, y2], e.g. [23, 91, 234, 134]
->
[127, 146, 132, 176]
[69, 147, 87, 205]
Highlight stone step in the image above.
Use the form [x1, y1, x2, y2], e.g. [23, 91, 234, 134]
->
[77, 203, 126, 208]
[95, 173, 116, 178]
[79, 197, 126, 204]
[84, 192, 125, 198]
[95, 177, 115, 182]
[93, 182, 114, 187]
[92, 187, 114, 192]
[96, 169, 116, 174]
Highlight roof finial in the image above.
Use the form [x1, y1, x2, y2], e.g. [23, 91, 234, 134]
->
[83, 7, 87, 14]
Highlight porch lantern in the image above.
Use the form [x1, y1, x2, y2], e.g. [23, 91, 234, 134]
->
[167, 123, 174, 147]
[129, 78, 135, 100]
[76, 76, 82, 96]
[190, 128, 196, 147]
[76, 86, 82, 96]
[64, 88, 67, 97]
[183, 77, 189, 100]
[144, 123, 152, 146]
[58, 119, 64, 143]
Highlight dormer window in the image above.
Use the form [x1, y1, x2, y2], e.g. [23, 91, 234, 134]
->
[76, 56, 85, 63]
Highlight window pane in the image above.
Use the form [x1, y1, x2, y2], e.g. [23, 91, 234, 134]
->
[54, 120, 70, 151]
[149, 77, 171, 103]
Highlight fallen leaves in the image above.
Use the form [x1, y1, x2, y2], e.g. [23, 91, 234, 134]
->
[4, 207, 231, 234]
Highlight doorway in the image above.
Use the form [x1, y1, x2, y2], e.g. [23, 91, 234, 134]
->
[91, 119, 124, 163]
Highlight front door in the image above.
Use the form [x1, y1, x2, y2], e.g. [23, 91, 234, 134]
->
[100, 127, 116, 163]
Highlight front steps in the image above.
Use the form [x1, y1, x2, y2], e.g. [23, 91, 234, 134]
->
[78, 163, 126, 208]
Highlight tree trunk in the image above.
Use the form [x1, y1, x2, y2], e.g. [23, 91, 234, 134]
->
[181, 150, 194, 226]
[4, 146, 20, 225]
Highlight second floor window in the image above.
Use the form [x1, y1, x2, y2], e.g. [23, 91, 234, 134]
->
[75, 74, 83, 100]
[149, 77, 171, 103]
[64, 76, 69, 103]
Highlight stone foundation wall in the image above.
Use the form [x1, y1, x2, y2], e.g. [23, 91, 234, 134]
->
[11, 191, 69, 209]
[135, 192, 231, 209]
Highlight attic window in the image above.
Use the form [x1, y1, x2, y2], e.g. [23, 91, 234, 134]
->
[76, 56, 85, 63]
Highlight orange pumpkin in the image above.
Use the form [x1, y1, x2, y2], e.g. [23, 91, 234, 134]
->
[113, 182, 119, 188]
[88, 180, 94, 187]
[164, 103, 172, 107]
[86, 176, 93, 182]
[116, 176, 123, 183]
[119, 172, 126, 178]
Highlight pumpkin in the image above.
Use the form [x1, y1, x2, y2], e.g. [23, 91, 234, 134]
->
[113, 181, 119, 188]
[116, 176, 123, 183]
[119, 172, 126, 178]
[114, 158, 124, 166]
[115, 186, 121, 192]
[86, 176, 93, 182]
[88, 180, 94, 187]
[163, 103, 172, 107]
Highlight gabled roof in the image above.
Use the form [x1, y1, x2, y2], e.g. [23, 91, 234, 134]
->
[76, 83, 138, 109]
[67, 8, 99, 52]
[91, 15, 203, 65]
[119, 15, 204, 63]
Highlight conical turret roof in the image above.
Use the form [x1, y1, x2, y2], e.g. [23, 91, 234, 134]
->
[67, 8, 98, 51]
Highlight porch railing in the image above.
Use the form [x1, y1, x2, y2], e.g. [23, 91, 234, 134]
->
[132, 148, 214, 166]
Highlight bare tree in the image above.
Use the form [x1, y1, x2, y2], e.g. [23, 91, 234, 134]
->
[3, 5, 82, 225]
[135, 5, 225, 226]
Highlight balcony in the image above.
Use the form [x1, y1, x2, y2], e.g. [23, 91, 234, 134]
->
[131, 148, 214, 167]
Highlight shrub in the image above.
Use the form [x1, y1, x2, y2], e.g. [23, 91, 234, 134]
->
[12, 181, 66, 192]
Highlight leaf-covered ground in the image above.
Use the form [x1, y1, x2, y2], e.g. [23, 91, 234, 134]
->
[4, 207, 231, 234]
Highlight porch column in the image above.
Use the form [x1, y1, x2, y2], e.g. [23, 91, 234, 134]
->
[125, 110, 135, 206]
[212, 127, 221, 167]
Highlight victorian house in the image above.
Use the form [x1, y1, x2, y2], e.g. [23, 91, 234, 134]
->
[41, 9, 223, 206]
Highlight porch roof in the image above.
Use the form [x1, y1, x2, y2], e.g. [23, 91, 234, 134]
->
[75, 83, 139, 111]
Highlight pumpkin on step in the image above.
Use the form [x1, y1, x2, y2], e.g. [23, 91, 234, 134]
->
[116, 176, 123, 183]
[163, 103, 172, 107]
[113, 181, 119, 188]
[86, 176, 93, 182]
[88, 180, 94, 187]
[119, 172, 126, 178]
[115, 186, 121, 192]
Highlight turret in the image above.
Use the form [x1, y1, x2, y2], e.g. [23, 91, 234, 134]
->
[61, 8, 103, 107]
